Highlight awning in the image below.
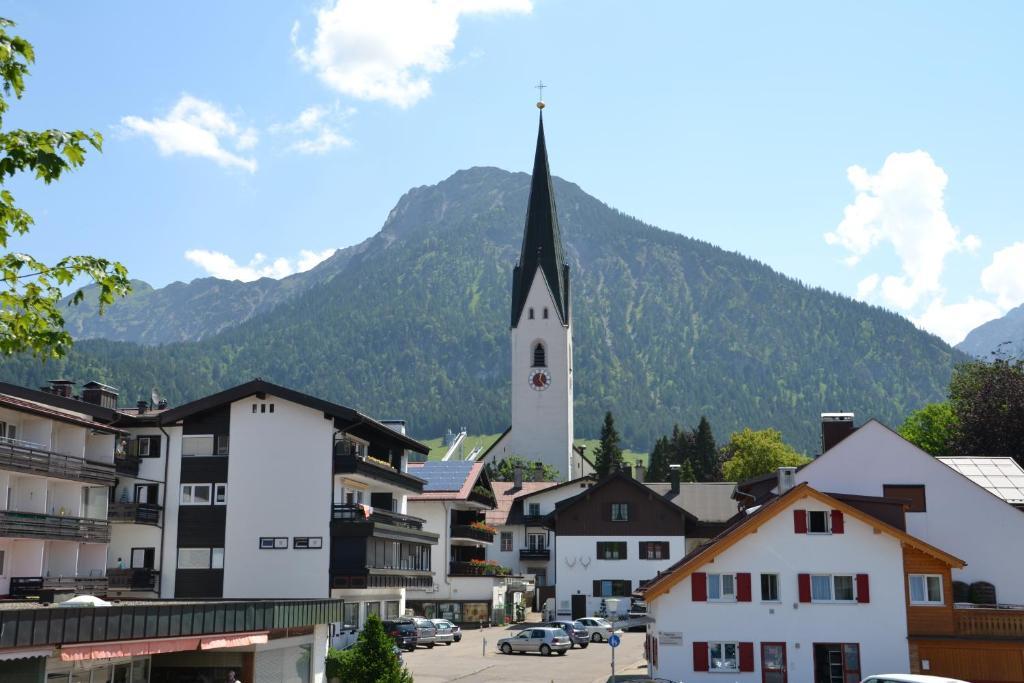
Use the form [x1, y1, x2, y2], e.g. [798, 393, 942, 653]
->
[200, 632, 269, 650]
[0, 647, 53, 661]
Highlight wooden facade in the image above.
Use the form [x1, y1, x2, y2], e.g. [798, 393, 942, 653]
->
[551, 473, 691, 537]
[903, 544, 955, 637]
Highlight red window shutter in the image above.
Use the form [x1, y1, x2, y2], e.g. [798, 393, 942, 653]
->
[857, 574, 870, 603]
[692, 572, 707, 601]
[736, 573, 752, 602]
[798, 573, 812, 602]
[794, 509, 807, 533]
[831, 509, 845, 534]
[693, 641, 709, 672]
[739, 642, 755, 672]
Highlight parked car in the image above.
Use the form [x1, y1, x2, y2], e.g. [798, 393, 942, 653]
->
[431, 619, 461, 643]
[540, 620, 590, 649]
[497, 627, 572, 656]
[431, 619, 455, 645]
[412, 617, 437, 648]
[861, 676, 970, 683]
[382, 619, 419, 652]
[576, 616, 614, 642]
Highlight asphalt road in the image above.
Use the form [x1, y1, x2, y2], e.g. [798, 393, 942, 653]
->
[403, 626, 648, 683]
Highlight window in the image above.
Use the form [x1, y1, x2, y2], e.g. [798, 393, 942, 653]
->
[214, 483, 227, 505]
[343, 602, 359, 628]
[708, 574, 736, 601]
[808, 510, 830, 533]
[909, 574, 944, 605]
[527, 532, 546, 550]
[385, 600, 400, 620]
[533, 342, 546, 367]
[177, 548, 211, 569]
[211, 548, 224, 569]
[610, 503, 629, 522]
[883, 484, 927, 512]
[137, 437, 151, 457]
[180, 483, 212, 505]
[529, 308, 535, 320]
[543, 307, 549, 319]
[596, 542, 627, 560]
[811, 574, 856, 602]
[500, 532, 513, 552]
[181, 435, 215, 456]
[259, 537, 289, 549]
[760, 573, 779, 601]
[215, 434, 229, 455]
[294, 537, 323, 549]
[528, 503, 540, 516]
[640, 541, 669, 560]
[252, 403, 257, 413]
[366, 602, 381, 619]
[709, 642, 738, 671]
[592, 579, 632, 597]
[0, 549, 5, 576]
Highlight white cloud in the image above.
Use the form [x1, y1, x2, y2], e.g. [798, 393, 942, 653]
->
[292, 0, 532, 108]
[855, 274, 880, 301]
[185, 248, 336, 282]
[825, 150, 979, 311]
[981, 242, 1024, 310]
[913, 296, 1006, 346]
[122, 95, 258, 172]
[271, 104, 354, 155]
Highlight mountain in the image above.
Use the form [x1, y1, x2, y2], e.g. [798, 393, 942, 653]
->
[956, 303, 1024, 360]
[1, 166, 965, 453]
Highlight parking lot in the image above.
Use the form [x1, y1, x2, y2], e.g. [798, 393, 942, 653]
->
[403, 625, 648, 683]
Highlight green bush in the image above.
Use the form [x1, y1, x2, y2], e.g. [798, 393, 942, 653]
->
[326, 615, 412, 683]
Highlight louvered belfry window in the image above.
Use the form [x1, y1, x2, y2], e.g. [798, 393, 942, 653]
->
[533, 343, 546, 367]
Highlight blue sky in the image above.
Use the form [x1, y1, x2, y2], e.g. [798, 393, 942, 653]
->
[5, 1, 1023, 344]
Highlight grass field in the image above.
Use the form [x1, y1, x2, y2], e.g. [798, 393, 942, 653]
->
[416, 433, 649, 465]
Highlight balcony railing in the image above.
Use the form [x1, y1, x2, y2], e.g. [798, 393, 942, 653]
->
[108, 503, 161, 526]
[114, 454, 141, 477]
[332, 504, 426, 530]
[332, 453, 425, 493]
[450, 524, 495, 544]
[449, 560, 512, 577]
[0, 437, 115, 486]
[9, 575, 109, 599]
[954, 604, 1024, 638]
[0, 510, 110, 543]
[519, 547, 550, 560]
[107, 568, 160, 592]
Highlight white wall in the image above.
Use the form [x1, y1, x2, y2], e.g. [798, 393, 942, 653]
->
[508, 270, 574, 480]
[46, 481, 81, 517]
[159, 425, 183, 598]
[77, 543, 106, 575]
[556, 535, 684, 617]
[84, 432, 114, 463]
[648, 495, 910, 683]
[796, 420, 1024, 603]
[52, 423, 85, 459]
[8, 539, 43, 579]
[11, 475, 46, 514]
[45, 541, 78, 576]
[222, 396, 332, 598]
[108, 524, 161, 570]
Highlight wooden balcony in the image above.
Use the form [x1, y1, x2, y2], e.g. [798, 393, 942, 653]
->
[107, 568, 160, 592]
[9, 575, 109, 599]
[954, 605, 1024, 638]
[114, 454, 141, 476]
[519, 547, 550, 561]
[0, 510, 110, 543]
[332, 453, 425, 493]
[449, 561, 511, 578]
[330, 504, 439, 544]
[451, 524, 495, 544]
[0, 438, 115, 486]
[108, 502, 161, 526]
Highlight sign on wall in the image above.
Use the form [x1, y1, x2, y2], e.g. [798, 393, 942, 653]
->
[658, 631, 683, 646]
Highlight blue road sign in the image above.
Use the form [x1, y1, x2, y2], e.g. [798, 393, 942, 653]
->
[608, 634, 621, 648]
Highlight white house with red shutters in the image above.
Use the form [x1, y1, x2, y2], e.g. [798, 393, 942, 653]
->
[637, 482, 963, 683]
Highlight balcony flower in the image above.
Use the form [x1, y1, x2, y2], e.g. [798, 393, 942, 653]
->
[469, 520, 497, 534]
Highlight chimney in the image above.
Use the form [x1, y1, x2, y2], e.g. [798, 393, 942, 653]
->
[82, 382, 119, 409]
[513, 464, 524, 490]
[621, 464, 632, 479]
[48, 380, 75, 398]
[669, 464, 681, 496]
[635, 460, 646, 482]
[821, 413, 856, 454]
[157, 399, 168, 410]
[533, 462, 544, 482]
[136, 400, 148, 415]
[777, 466, 798, 494]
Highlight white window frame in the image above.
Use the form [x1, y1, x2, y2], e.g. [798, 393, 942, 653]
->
[215, 434, 230, 455]
[610, 503, 629, 522]
[214, 483, 228, 505]
[177, 547, 211, 569]
[811, 574, 856, 603]
[500, 532, 513, 552]
[180, 483, 212, 506]
[807, 510, 831, 534]
[137, 437, 151, 457]
[0, 548, 6, 576]
[909, 574, 944, 605]
[211, 548, 224, 569]
[709, 641, 739, 672]
[181, 435, 215, 457]
[707, 573, 737, 602]
[760, 573, 780, 602]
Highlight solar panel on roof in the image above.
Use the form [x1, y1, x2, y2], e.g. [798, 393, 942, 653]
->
[416, 460, 476, 492]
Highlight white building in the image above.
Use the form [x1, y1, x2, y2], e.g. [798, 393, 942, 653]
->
[639, 483, 964, 683]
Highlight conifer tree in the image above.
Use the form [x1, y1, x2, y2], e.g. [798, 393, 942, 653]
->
[693, 415, 720, 482]
[645, 435, 671, 481]
[334, 614, 412, 683]
[592, 411, 624, 478]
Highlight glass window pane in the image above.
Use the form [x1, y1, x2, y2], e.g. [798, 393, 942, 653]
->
[181, 435, 214, 456]
[211, 548, 224, 569]
[834, 576, 855, 601]
[811, 575, 832, 600]
[722, 574, 735, 597]
[130, 659, 149, 683]
[843, 643, 860, 671]
[708, 574, 721, 600]
[193, 485, 211, 504]
[724, 643, 737, 667]
[909, 576, 925, 602]
[177, 547, 211, 569]
[926, 576, 942, 602]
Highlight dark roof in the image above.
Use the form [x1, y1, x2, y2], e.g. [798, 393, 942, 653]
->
[158, 379, 429, 454]
[510, 113, 570, 327]
[0, 381, 120, 423]
[0, 394, 125, 435]
[551, 470, 698, 525]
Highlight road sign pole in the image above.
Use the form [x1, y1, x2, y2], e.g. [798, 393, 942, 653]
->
[611, 645, 616, 682]
[608, 632, 620, 683]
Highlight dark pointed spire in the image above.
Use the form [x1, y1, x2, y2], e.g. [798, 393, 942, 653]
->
[511, 112, 570, 327]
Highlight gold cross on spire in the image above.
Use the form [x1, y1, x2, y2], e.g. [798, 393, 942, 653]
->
[535, 80, 546, 109]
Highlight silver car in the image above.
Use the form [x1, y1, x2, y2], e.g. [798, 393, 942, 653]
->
[430, 619, 455, 645]
[576, 616, 614, 642]
[497, 626, 571, 656]
[412, 617, 436, 648]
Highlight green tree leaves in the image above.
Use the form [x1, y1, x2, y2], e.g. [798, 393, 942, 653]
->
[720, 428, 810, 482]
[0, 18, 129, 358]
[898, 402, 957, 457]
[486, 455, 560, 482]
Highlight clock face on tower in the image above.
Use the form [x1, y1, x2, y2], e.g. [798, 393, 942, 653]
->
[528, 368, 552, 391]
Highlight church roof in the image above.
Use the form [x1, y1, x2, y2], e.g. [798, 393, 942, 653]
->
[511, 113, 570, 327]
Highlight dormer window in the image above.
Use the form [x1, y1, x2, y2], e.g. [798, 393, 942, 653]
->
[533, 343, 546, 368]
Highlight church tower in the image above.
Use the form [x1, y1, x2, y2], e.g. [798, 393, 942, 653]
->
[507, 107, 575, 480]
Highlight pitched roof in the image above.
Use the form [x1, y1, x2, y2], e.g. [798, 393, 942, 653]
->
[407, 461, 494, 505]
[551, 470, 698, 525]
[157, 378, 429, 453]
[0, 394, 125, 435]
[487, 481, 559, 526]
[638, 483, 965, 602]
[645, 482, 739, 522]
[938, 457, 1024, 505]
[510, 113, 570, 327]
